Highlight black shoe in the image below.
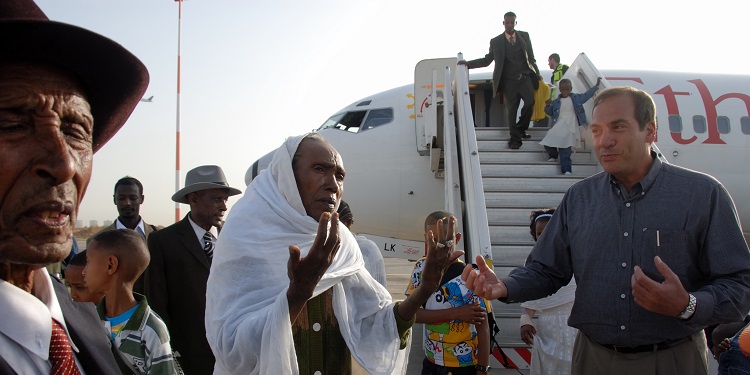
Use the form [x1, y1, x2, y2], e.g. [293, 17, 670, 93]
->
[509, 142, 521, 150]
[521, 132, 531, 139]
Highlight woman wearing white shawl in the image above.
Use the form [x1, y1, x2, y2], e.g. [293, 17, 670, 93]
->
[206, 133, 461, 374]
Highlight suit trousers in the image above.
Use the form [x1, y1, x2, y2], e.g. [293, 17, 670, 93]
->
[502, 74, 535, 146]
[571, 331, 708, 375]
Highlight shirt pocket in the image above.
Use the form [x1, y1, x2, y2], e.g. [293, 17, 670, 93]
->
[639, 229, 690, 281]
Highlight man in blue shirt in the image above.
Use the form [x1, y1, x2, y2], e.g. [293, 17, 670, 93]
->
[463, 86, 750, 374]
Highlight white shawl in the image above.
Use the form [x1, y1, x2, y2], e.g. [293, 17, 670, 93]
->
[205, 134, 401, 375]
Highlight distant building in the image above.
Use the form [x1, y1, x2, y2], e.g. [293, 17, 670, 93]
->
[76, 220, 83, 228]
[89, 220, 98, 227]
[103, 220, 113, 226]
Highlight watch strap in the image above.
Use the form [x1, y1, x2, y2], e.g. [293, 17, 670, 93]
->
[678, 294, 697, 320]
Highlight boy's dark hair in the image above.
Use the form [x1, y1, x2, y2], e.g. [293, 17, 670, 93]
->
[558, 78, 572, 87]
[424, 210, 453, 232]
[114, 176, 144, 195]
[68, 250, 88, 267]
[549, 53, 561, 63]
[530, 208, 556, 241]
[504, 11, 516, 18]
[89, 229, 150, 281]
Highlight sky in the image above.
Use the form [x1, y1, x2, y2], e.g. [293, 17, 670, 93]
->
[35, 0, 750, 227]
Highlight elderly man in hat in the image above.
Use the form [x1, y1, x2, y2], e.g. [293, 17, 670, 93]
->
[0, 0, 148, 374]
[206, 133, 462, 374]
[144, 165, 241, 375]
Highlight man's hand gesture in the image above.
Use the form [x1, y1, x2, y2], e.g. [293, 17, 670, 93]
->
[462, 255, 507, 300]
[632, 256, 690, 317]
[287, 212, 341, 321]
[420, 216, 465, 291]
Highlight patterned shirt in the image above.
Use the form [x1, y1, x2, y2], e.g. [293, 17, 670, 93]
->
[503, 155, 750, 346]
[98, 293, 179, 375]
[406, 258, 492, 367]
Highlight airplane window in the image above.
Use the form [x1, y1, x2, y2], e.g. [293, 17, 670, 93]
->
[742, 116, 750, 135]
[361, 108, 394, 131]
[717, 116, 730, 134]
[668, 115, 682, 132]
[319, 113, 344, 130]
[317, 111, 367, 133]
[692, 116, 707, 134]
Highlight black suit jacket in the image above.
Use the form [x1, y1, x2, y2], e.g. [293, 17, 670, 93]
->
[144, 214, 214, 375]
[0, 276, 122, 375]
[467, 30, 541, 97]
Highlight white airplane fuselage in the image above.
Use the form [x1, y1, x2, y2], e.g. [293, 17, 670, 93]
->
[251, 68, 750, 254]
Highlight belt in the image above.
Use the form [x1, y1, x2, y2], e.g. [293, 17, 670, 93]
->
[599, 336, 692, 354]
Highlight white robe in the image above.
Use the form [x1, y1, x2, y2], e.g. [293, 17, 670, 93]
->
[539, 97, 580, 149]
[205, 134, 404, 375]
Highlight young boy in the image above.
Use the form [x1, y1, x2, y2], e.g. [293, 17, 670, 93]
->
[85, 229, 179, 375]
[539, 77, 602, 175]
[64, 250, 104, 304]
[405, 211, 492, 374]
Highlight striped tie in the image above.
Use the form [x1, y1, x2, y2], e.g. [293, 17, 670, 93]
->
[203, 232, 215, 259]
[49, 319, 81, 375]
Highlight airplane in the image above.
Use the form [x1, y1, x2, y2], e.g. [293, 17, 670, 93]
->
[140, 95, 154, 103]
[247, 53, 749, 370]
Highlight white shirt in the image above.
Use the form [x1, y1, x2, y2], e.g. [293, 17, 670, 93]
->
[188, 214, 217, 246]
[0, 270, 87, 374]
[115, 217, 146, 237]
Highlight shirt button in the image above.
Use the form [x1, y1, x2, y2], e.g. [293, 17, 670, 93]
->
[641, 192, 645, 196]
[621, 262, 627, 268]
[642, 228, 647, 232]
[313, 323, 321, 332]
[621, 294, 626, 299]
[314, 371, 322, 375]
[620, 325, 626, 330]
[624, 232, 629, 237]
[626, 203, 631, 207]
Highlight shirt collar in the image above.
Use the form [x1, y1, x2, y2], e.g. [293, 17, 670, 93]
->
[115, 217, 146, 236]
[0, 270, 78, 359]
[188, 213, 217, 243]
[608, 150, 662, 199]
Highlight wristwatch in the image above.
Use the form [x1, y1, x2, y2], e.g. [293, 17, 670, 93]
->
[677, 294, 697, 320]
[475, 364, 490, 373]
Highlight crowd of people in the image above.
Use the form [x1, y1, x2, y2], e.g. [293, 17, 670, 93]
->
[1, 1, 749, 374]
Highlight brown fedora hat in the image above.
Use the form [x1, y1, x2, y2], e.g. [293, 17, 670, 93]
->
[172, 165, 242, 204]
[0, 0, 149, 153]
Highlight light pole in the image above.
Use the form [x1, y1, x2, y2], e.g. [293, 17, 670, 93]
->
[174, 0, 183, 223]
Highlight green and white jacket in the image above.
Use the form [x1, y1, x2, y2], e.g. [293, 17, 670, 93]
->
[97, 293, 179, 375]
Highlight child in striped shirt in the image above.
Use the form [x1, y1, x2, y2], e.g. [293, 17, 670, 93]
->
[85, 229, 180, 375]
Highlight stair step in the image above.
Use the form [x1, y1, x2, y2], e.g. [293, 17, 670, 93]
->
[484, 191, 565, 208]
[487, 207, 552, 225]
[481, 163, 599, 177]
[482, 177, 577, 193]
[490, 226, 538, 244]
[479, 150, 593, 163]
[475, 127, 548, 140]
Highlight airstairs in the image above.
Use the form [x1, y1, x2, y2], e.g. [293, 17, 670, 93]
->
[415, 53, 605, 370]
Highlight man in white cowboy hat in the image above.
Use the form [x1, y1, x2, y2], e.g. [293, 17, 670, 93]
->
[143, 165, 240, 375]
[0, 0, 148, 373]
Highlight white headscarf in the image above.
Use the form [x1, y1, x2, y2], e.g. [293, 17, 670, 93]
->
[205, 134, 401, 375]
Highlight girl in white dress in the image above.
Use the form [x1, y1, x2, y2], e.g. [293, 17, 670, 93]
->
[519, 209, 578, 375]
